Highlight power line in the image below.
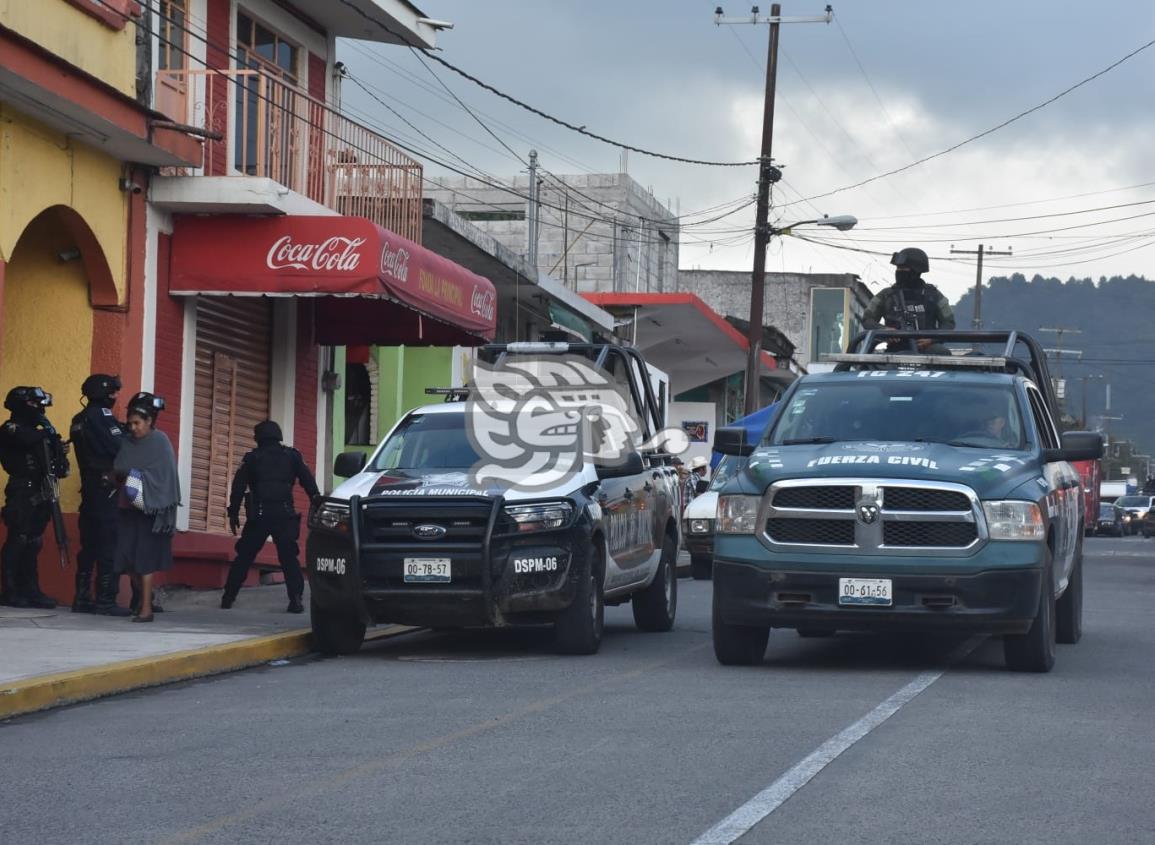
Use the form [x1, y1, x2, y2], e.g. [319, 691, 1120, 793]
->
[784, 36, 1155, 207]
[852, 198, 1155, 232]
[861, 180, 1155, 221]
[329, 0, 758, 167]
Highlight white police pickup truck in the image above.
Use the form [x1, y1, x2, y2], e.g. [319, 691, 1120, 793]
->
[307, 343, 683, 656]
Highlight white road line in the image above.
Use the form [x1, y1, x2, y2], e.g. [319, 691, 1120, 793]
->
[690, 639, 981, 845]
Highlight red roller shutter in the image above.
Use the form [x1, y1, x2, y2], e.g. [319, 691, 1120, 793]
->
[189, 297, 273, 533]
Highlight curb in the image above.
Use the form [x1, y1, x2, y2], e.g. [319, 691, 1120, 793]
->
[0, 624, 416, 721]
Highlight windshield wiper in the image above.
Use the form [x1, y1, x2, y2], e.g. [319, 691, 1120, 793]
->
[781, 437, 836, 445]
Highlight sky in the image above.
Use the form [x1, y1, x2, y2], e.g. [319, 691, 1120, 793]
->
[337, 0, 1155, 303]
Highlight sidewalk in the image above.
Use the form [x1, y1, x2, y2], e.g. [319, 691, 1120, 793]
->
[0, 584, 409, 720]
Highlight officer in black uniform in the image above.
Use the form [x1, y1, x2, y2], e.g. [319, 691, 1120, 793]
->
[221, 420, 320, 613]
[862, 247, 956, 354]
[0, 386, 69, 609]
[69, 374, 132, 616]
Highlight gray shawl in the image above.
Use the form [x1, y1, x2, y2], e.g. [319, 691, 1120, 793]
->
[114, 429, 181, 534]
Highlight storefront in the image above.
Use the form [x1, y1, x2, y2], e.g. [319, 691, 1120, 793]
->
[159, 214, 496, 585]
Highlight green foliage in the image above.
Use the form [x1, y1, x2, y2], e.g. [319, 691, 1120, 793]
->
[953, 273, 1155, 463]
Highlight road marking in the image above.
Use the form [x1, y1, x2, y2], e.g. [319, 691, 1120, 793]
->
[690, 638, 981, 845]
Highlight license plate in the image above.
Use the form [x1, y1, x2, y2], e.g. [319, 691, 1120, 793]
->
[403, 558, 451, 583]
[838, 577, 892, 606]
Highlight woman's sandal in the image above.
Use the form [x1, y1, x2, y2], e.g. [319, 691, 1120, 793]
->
[131, 614, 155, 623]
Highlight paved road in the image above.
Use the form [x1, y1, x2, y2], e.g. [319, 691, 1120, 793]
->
[3, 536, 1153, 844]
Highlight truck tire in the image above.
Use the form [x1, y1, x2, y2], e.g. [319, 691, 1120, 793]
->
[1003, 563, 1056, 673]
[311, 599, 366, 656]
[555, 545, 604, 655]
[633, 534, 678, 632]
[690, 554, 712, 581]
[1056, 551, 1083, 645]
[712, 588, 769, 666]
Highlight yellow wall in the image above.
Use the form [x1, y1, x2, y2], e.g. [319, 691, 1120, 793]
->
[0, 0, 138, 98]
[1, 213, 96, 511]
[0, 106, 127, 301]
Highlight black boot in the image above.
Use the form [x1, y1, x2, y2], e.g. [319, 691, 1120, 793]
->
[0, 556, 29, 608]
[21, 560, 57, 610]
[287, 594, 304, 614]
[72, 570, 97, 613]
[220, 590, 236, 609]
[94, 571, 131, 617]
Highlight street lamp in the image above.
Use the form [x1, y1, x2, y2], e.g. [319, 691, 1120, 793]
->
[744, 213, 858, 414]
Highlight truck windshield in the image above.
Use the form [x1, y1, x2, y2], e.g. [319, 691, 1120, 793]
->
[369, 413, 482, 471]
[1115, 496, 1152, 508]
[768, 382, 1026, 449]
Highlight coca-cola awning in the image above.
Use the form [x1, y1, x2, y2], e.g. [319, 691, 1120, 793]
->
[169, 215, 496, 345]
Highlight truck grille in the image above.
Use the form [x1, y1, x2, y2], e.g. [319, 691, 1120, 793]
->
[766, 518, 855, 545]
[764, 479, 982, 554]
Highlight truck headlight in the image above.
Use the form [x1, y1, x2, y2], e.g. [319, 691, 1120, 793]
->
[718, 496, 761, 534]
[310, 501, 350, 533]
[687, 518, 713, 535]
[504, 501, 574, 533]
[982, 500, 1045, 541]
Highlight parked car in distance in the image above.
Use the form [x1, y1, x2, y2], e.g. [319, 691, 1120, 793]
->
[1096, 503, 1125, 537]
[1114, 495, 1155, 535]
[1142, 508, 1155, 538]
[683, 455, 749, 580]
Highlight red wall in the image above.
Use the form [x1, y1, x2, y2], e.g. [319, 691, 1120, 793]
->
[205, 0, 230, 176]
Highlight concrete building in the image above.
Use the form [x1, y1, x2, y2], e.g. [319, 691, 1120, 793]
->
[677, 271, 873, 369]
[424, 172, 680, 295]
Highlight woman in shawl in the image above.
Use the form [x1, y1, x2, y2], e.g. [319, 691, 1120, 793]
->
[114, 392, 180, 623]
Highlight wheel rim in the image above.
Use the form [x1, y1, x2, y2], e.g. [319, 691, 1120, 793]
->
[662, 560, 673, 608]
[589, 575, 600, 630]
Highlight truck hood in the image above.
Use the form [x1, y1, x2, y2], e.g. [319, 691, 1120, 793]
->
[329, 466, 596, 503]
[740, 441, 1042, 501]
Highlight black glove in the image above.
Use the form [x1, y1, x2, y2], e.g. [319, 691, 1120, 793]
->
[227, 510, 240, 536]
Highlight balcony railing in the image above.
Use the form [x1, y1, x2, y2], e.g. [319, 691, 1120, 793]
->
[156, 68, 423, 242]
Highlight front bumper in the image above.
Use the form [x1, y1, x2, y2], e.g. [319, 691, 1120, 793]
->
[683, 532, 714, 556]
[714, 561, 1042, 635]
[307, 500, 592, 628]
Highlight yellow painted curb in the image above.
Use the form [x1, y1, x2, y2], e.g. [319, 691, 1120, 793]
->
[0, 624, 416, 721]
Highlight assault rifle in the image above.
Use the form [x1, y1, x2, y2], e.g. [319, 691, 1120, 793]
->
[40, 437, 71, 570]
[887, 290, 920, 352]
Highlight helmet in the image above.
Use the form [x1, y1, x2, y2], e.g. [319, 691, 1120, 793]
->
[4, 386, 52, 413]
[890, 247, 930, 274]
[126, 391, 165, 420]
[81, 374, 122, 404]
[254, 420, 283, 443]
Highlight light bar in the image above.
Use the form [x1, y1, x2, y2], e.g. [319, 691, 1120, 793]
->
[821, 353, 1010, 369]
[504, 342, 572, 353]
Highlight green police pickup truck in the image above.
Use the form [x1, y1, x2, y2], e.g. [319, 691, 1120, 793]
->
[711, 330, 1103, 673]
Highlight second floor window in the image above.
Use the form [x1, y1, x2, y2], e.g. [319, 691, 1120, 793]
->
[158, 0, 188, 71]
[236, 12, 298, 82]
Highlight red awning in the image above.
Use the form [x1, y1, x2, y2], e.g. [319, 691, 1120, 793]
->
[169, 215, 496, 345]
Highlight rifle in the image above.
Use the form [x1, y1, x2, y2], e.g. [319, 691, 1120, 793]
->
[40, 437, 71, 570]
[888, 290, 920, 352]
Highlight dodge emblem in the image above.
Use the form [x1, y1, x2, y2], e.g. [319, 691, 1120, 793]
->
[857, 503, 879, 525]
[413, 524, 448, 540]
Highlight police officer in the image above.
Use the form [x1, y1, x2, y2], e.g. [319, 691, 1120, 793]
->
[221, 420, 320, 613]
[69, 374, 132, 616]
[0, 387, 69, 609]
[862, 247, 955, 353]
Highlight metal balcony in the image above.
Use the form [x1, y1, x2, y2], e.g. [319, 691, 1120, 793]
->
[156, 68, 422, 241]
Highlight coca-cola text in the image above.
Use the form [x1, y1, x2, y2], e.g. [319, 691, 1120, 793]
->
[266, 235, 365, 272]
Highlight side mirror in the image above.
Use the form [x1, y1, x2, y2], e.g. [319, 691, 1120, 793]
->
[596, 451, 645, 479]
[714, 426, 754, 457]
[1042, 431, 1104, 463]
[334, 451, 368, 478]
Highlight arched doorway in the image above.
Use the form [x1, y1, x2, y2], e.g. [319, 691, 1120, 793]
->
[0, 206, 110, 513]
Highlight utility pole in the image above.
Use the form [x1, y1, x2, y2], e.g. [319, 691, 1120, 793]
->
[715, 4, 833, 415]
[949, 243, 1012, 328]
[526, 150, 539, 269]
[1078, 373, 1103, 429]
[1039, 326, 1082, 417]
